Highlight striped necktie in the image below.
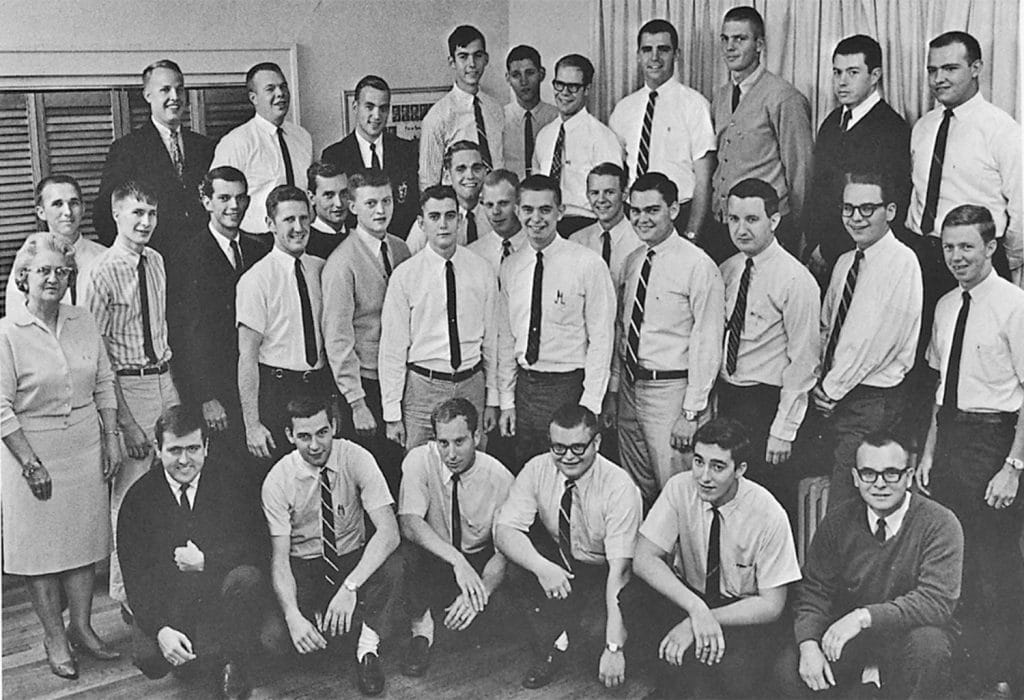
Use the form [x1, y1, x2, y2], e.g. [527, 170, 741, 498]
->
[726, 258, 753, 374]
[320, 468, 342, 587]
[557, 478, 576, 573]
[625, 249, 654, 379]
[636, 90, 657, 177]
[550, 123, 565, 182]
[822, 249, 864, 378]
[473, 96, 493, 168]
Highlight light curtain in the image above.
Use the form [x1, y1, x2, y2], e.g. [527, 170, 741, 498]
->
[592, 0, 1020, 127]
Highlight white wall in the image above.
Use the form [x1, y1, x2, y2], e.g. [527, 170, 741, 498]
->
[507, 0, 596, 105]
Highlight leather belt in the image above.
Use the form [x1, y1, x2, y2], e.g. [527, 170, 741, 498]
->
[407, 362, 482, 383]
[116, 361, 169, 377]
[626, 361, 688, 382]
[259, 364, 325, 383]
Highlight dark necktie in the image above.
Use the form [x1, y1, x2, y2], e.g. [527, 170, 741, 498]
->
[295, 258, 318, 367]
[370, 142, 382, 170]
[137, 253, 158, 365]
[70, 281, 77, 306]
[874, 516, 887, 543]
[601, 231, 611, 267]
[466, 211, 478, 244]
[625, 249, 654, 377]
[550, 123, 565, 182]
[726, 258, 753, 375]
[168, 130, 184, 178]
[178, 482, 192, 516]
[277, 126, 295, 186]
[501, 238, 513, 261]
[380, 239, 393, 278]
[320, 469, 342, 587]
[446, 260, 461, 370]
[525, 250, 544, 365]
[230, 239, 243, 272]
[637, 90, 658, 177]
[839, 108, 851, 133]
[943, 290, 971, 412]
[524, 110, 534, 176]
[731, 83, 741, 112]
[451, 472, 463, 552]
[557, 478, 576, 573]
[473, 96, 492, 168]
[705, 506, 722, 605]
[822, 249, 864, 378]
[921, 108, 954, 235]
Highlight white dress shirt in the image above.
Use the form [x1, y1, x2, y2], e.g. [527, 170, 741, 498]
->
[502, 100, 559, 179]
[532, 109, 623, 218]
[207, 223, 240, 269]
[164, 470, 199, 508]
[356, 131, 384, 167]
[418, 85, 505, 190]
[405, 203, 493, 254]
[867, 493, 911, 542]
[151, 116, 184, 163]
[212, 114, 314, 233]
[570, 216, 644, 290]
[842, 90, 882, 132]
[467, 228, 529, 275]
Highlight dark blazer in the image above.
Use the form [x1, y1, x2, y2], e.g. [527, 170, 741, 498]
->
[117, 462, 267, 637]
[804, 99, 912, 267]
[321, 131, 420, 238]
[172, 227, 270, 408]
[95, 121, 215, 258]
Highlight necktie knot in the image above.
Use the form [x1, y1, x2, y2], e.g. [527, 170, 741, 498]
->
[745, 257, 754, 271]
[646, 249, 655, 262]
[564, 478, 576, 492]
[962, 290, 971, 303]
[944, 107, 954, 119]
[874, 516, 887, 542]
[451, 472, 461, 484]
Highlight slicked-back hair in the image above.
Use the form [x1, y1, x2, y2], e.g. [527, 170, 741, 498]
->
[306, 161, 346, 194]
[550, 403, 598, 436]
[834, 34, 883, 72]
[638, 19, 679, 51]
[354, 74, 391, 102]
[930, 30, 982, 64]
[154, 404, 207, 449]
[723, 6, 765, 39]
[630, 171, 678, 206]
[942, 204, 996, 244]
[728, 178, 779, 217]
[555, 53, 595, 85]
[859, 429, 908, 454]
[484, 168, 521, 192]
[693, 417, 752, 466]
[842, 171, 896, 206]
[420, 184, 458, 211]
[112, 180, 158, 208]
[348, 168, 393, 194]
[506, 44, 542, 71]
[35, 174, 83, 207]
[200, 166, 247, 199]
[431, 397, 480, 434]
[519, 174, 562, 207]
[443, 140, 483, 171]
[588, 162, 628, 191]
[285, 394, 330, 429]
[142, 59, 183, 86]
[12, 232, 77, 294]
[265, 185, 308, 221]
[448, 25, 486, 57]
[246, 62, 285, 92]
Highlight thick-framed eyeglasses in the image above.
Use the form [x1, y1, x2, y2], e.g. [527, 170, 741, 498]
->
[550, 432, 598, 457]
[552, 80, 587, 95]
[841, 202, 886, 219]
[855, 467, 911, 484]
[30, 266, 74, 280]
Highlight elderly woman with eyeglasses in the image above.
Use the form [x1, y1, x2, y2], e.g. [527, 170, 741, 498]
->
[1, 232, 123, 679]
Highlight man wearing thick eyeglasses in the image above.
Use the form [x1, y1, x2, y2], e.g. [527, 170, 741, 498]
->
[812, 171, 922, 508]
[495, 403, 641, 690]
[776, 431, 963, 699]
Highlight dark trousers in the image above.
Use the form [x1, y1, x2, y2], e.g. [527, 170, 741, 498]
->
[404, 543, 494, 620]
[258, 365, 332, 469]
[513, 368, 584, 473]
[132, 564, 272, 679]
[338, 378, 405, 499]
[930, 410, 1024, 687]
[556, 215, 597, 238]
[773, 626, 955, 699]
[619, 577, 781, 698]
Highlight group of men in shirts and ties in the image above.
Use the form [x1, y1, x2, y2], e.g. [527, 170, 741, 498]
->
[7, 6, 1024, 699]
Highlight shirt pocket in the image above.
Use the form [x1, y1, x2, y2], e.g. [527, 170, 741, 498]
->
[975, 341, 1012, 385]
[548, 281, 585, 326]
[743, 298, 777, 341]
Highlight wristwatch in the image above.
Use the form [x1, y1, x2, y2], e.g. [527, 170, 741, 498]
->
[683, 410, 699, 422]
[1005, 457, 1024, 472]
[21, 457, 43, 479]
[605, 642, 623, 653]
[342, 578, 359, 593]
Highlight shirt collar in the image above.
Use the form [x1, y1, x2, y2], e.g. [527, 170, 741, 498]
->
[503, 227, 528, 251]
[208, 221, 239, 244]
[423, 242, 458, 266]
[857, 228, 897, 260]
[735, 62, 765, 93]
[164, 469, 201, 498]
[649, 231, 680, 255]
[867, 492, 911, 540]
[268, 244, 304, 269]
[293, 448, 338, 479]
[642, 77, 680, 96]
[560, 107, 590, 131]
[531, 232, 566, 254]
[947, 91, 985, 118]
[255, 112, 285, 135]
[603, 215, 634, 242]
[312, 217, 345, 235]
[356, 130, 383, 150]
[355, 224, 386, 252]
[963, 268, 1000, 301]
[451, 84, 477, 104]
[750, 237, 781, 264]
[845, 90, 882, 127]
[111, 237, 144, 262]
[151, 116, 179, 140]
[700, 477, 747, 515]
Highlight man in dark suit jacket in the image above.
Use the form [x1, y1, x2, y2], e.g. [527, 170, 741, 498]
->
[95, 59, 215, 260]
[321, 75, 419, 238]
[118, 405, 273, 699]
[174, 167, 270, 467]
[804, 35, 911, 280]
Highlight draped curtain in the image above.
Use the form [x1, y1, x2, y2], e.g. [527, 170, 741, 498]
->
[592, 0, 1020, 127]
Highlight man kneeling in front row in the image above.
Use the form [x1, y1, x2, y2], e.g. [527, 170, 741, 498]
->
[775, 430, 963, 698]
[261, 396, 403, 696]
[621, 417, 802, 698]
[397, 397, 514, 676]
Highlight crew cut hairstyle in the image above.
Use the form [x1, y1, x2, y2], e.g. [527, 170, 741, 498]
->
[111, 180, 158, 208]
[942, 204, 996, 243]
[693, 417, 752, 466]
[443, 140, 483, 171]
[550, 403, 599, 436]
[842, 171, 896, 207]
[354, 74, 391, 101]
[834, 34, 883, 72]
[431, 397, 480, 434]
[35, 174, 83, 207]
[285, 394, 330, 429]
[448, 25, 486, 57]
[638, 19, 679, 51]
[142, 58, 183, 85]
[483, 168, 521, 192]
[519, 174, 562, 207]
[630, 171, 678, 206]
[347, 168, 392, 194]
[728, 178, 780, 217]
[723, 6, 765, 39]
[265, 184, 308, 220]
[506, 44, 542, 71]
[245, 61, 285, 91]
[588, 162, 628, 191]
[930, 30, 982, 64]
[420, 184, 458, 211]
[555, 53, 595, 85]
[154, 404, 207, 449]
[306, 161, 347, 194]
[199, 166, 247, 199]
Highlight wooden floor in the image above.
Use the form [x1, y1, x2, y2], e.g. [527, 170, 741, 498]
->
[2, 574, 656, 699]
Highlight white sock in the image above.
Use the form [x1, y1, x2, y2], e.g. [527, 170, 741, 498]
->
[553, 630, 569, 651]
[356, 623, 380, 661]
[410, 609, 434, 645]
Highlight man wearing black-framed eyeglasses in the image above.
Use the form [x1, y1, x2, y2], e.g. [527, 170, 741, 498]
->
[495, 403, 641, 690]
[776, 430, 963, 699]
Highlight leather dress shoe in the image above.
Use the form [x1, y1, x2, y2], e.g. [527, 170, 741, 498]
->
[521, 648, 565, 689]
[68, 629, 121, 661]
[402, 635, 431, 677]
[43, 638, 78, 680]
[356, 652, 385, 696]
[220, 661, 251, 699]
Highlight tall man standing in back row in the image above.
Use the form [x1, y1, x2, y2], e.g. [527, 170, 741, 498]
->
[609, 19, 716, 241]
[502, 45, 558, 181]
[710, 6, 813, 263]
[419, 25, 504, 190]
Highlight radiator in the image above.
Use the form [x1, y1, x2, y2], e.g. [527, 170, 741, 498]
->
[797, 475, 831, 565]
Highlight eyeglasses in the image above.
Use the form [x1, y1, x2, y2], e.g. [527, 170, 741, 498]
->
[550, 432, 598, 457]
[30, 266, 74, 280]
[552, 80, 587, 95]
[841, 202, 887, 218]
[855, 467, 910, 484]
